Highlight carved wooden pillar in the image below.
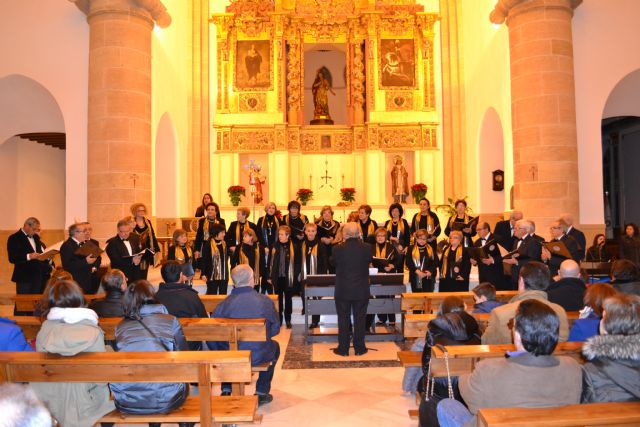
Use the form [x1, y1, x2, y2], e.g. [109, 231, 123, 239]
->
[73, 0, 170, 240]
[351, 42, 366, 125]
[491, 0, 582, 229]
[286, 29, 301, 125]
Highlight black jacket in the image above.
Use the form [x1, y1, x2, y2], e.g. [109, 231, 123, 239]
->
[546, 277, 586, 312]
[511, 234, 542, 280]
[473, 234, 507, 290]
[60, 237, 94, 294]
[582, 334, 640, 403]
[567, 226, 586, 261]
[89, 291, 125, 318]
[106, 234, 142, 282]
[7, 229, 47, 286]
[494, 220, 516, 253]
[155, 282, 208, 319]
[619, 235, 640, 267]
[331, 238, 372, 300]
[546, 234, 582, 277]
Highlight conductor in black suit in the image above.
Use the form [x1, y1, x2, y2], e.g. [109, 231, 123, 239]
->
[106, 218, 143, 283]
[6, 217, 49, 295]
[60, 223, 99, 294]
[330, 223, 373, 356]
[493, 210, 523, 252]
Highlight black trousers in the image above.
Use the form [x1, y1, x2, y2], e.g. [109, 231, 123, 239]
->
[206, 279, 228, 295]
[276, 277, 293, 323]
[335, 298, 368, 353]
[255, 276, 274, 294]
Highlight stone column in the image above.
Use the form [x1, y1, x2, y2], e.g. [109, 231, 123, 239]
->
[72, 0, 170, 240]
[491, 0, 581, 231]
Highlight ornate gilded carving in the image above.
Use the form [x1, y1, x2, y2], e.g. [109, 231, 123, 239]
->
[385, 91, 414, 111]
[422, 126, 437, 148]
[231, 130, 275, 151]
[351, 43, 365, 109]
[275, 127, 287, 150]
[299, 129, 353, 153]
[417, 13, 438, 110]
[226, 0, 275, 15]
[239, 92, 267, 112]
[287, 41, 301, 112]
[287, 127, 300, 150]
[379, 128, 421, 150]
[367, 126, 379, 149]
[354, 127, 366, 150]
[295, 0, 354, 40]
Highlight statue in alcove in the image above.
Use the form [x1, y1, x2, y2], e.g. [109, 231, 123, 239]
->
[311, 66, 335, 125]
[391, 155, 409, 203]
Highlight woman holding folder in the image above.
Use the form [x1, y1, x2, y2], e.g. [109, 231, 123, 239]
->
[406, 229, 438, 293]
[439, 230, 471, 292]
[444, 199, 477, 248]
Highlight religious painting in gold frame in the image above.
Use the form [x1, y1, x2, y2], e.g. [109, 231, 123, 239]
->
[379, 39, 416, 89]
[235, 40, 271, 90]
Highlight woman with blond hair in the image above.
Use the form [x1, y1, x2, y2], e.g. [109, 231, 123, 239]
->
[130, 203, 160, 280]
[439, 230, 471, 292]
[317, 205, 340, 273]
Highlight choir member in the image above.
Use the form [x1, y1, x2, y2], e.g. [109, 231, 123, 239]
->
[385, 202, 410, 270]
[194, 202, 226, 260]
[357, 204, 377, 245]
[268, 225, 299, 327]
[439, 230, 471, 292]
[106, 218, 143, 283]
[494, 210, 523, 252]
[317, 205, 340, 273]
[410, 198, 440, 255]
[81, 221, 103, 294]
[226, 206, 257, 266]
[201, 223, 229, 295]
[372, 227, 398, 326]
[541, 219, 582, 277]
[167, 228, 194, 277]
[130, 203, 160, 280]
[503, 219, 543, 289]
[257, 202, 281, 293]
[7, 217, 52, 297]
[470, 222, 508, 290]
[299, 222, 328, 329]
[444, 199, 477, 248]
[230, 228, 262, 289]
[60, 222, 99, 294]
[560, 213, 587, 261]
[406, 229, 438, 294]
[194, 193, 213, 217]
[283, 200, 308, 243]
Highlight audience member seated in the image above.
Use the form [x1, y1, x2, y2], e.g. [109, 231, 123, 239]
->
[568, 283, 617, 342]
[0, 384, 54, 427]
[89, 269, 127, 318]
[471, 282, 504, 314]
[109, 280, 193, 427]
[0, 316, 33, 352]
[546, 260, 586, 312]
[155, 261, 208, 350]
[586, 233, 610, 262]
[30, 280, 115, 427]
[208, 265, 280, 406]
[418, 297, 480, 427]
[482, 261, 569, 344]
[402, 297, 479, 394]
[582, 293, 640, 403]
[610, 259, 640, 297]
[438, 299, 582, 427]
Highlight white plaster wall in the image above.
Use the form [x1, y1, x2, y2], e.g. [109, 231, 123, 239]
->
[460, 0, 512, 214]
[0, 0, 88, 226]
[573, 0, 640, 225]
[0, 137, 65, 229]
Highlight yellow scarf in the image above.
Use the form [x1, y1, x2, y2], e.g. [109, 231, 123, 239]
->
[441, 244, 463, 278]
[133, 217, 155, 248]
[448, 214, 470, 229]
[175, 245, 192, 262]
[234, 222, 247, 246]
[359, 220, 375, 237]
[271, 241, 295, 288]
[376, 242, 389, 258]
[386, 219, 405, 238]
[209, 239, 227, 280]
[301, 240, 319, 280]
[239, 243, 260, 285]
[413, 212, 435, 231]
[285, 213, 307, 226]
[412, 243, 433, 269]
[203, 217, 221, 241]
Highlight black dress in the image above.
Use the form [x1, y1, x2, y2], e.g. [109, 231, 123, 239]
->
[438, 244, 471, 292]
[406, 243, 438, 293]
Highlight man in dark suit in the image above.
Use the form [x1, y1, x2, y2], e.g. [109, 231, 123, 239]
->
[82, 221, 103, 293]
[330, 223, 373, 356]
[541, 220, 582, 277]
[106, 218, 143, 283]
[60, 223, 99, 294]
[560, 213, 586, 261]
[471, 222, 508, 290]
[494, 210, 522, 252]
[7, 217, 49, 295]
[503, 219, 542, 289]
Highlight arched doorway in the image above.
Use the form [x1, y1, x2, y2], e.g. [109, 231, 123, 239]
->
[601, 69, 640, 238]
[0, 74, 66, 230]
[477, 107, 505, 214]
[154, 112, 178, 219]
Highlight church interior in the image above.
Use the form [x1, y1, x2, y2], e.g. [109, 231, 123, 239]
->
[1, 0, 640, 426]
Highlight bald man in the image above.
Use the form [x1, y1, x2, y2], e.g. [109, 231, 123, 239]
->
[330, 222, 373, 356]
[546, 259, 586, 312]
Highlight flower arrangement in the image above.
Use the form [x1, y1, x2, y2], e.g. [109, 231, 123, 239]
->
[436, 196, 473, 217]
[296, 188, 314, 206]
[340, 187, 356, 204]
[227, 185, 245, 206]
[410, 183, 428, 204]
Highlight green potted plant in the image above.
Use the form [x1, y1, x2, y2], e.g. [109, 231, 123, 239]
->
[296, 188, 314, 206]
[339, 187, 356, 204]
[435, 196, 474, 216]
[410, 183, 428, 204]
[227, 185, 245, 206]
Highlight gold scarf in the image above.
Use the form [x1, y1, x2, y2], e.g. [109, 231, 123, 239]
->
[175, 245, 192, 262]
[413, 212, 435, 231]
[386, 219, 405, 239]
[376, 243, 388, 258]
[239, 243, 260, 285]
[285, 213, 307, 226]
[234, 222, 245, 246]
[448, 214, 470, 229]
[203, 217, 221, 241]
[300, 240, 318, 280]
[209, 239, 227, 280]
[412, 243, 433, 269]
[271, 241, 295, 288]
[441, 244, 463, 278]
[359, 220, 375, 238]
[133, 217, 155, 248]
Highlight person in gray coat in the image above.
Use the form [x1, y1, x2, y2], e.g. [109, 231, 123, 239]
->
[582, 293, 640, 403]
[109, 280, 193, 427]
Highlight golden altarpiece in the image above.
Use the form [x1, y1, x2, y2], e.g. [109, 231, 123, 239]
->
[211, 0, 441, 213]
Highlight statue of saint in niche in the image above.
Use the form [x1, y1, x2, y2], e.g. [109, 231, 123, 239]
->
[311, 67, 335, 125]
[248, 162, 266, 204]
[391, 155, 409, 203]
[245, 44, 262, 85]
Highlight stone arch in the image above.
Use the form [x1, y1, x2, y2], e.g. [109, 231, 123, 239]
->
[0, 74, 65, 229]
[477, 107, 505, 214]
[154, 112, 178, 218]
[603, 68, 640, 119]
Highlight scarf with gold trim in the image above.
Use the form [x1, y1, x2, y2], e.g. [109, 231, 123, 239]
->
[412, 243, 433, 270]
[271, 241, 295, 288]
[300, 240, 319, 280]
[239, 243, 260, 285]
[209, 239, 227, 280]
[441, 244, 463, 278]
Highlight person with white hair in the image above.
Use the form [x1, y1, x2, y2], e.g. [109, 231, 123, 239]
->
[208, 264, 280, 406]
[0, 384, 54, 427]
[503, 219, 543, 289]
[546, 259, 587, 312]
[330, 222, 373, 356]
[560, 213, 586, 261]
[494, 210, 523, 251]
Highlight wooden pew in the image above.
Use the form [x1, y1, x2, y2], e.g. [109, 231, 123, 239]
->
[477, 402, 640, 427]
[403, 311, 581, 339]
[401, 291, 517, 313]
[0, 293, 279, 316]
[0, 350, 257, 426]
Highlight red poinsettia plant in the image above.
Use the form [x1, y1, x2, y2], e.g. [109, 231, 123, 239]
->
[410, 183, 428, 204]
[340, 188, 356, 203]
[227, 185, 246, 206]
[296, 188, 314, 206]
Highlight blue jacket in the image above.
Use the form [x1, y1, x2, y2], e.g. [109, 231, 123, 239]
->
[208, 286, 280, 364]
[0, 317, 33, 351]
[472, 300, 504, 314]
[568, 314, 600, 342]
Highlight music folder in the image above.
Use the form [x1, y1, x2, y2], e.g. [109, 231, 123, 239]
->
[543, 241, 573, 259]
[467, 246, 488, 261]
[74, 242, 103, 258]
[124, 248, 155, 258]
[372, 257, 391, 269]
[451, 216, 479, 231]
[36, 249, 59, 260]
[498, 244, 520, 259]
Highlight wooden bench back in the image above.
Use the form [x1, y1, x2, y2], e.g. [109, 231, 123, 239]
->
[0, 293, 279, 315]
[401, 291, 517, 313]
[11, 316, 267, 346]
[477, 402, 640, 427]
[0, 350, 252, 427]
[432, 341, 583, 360]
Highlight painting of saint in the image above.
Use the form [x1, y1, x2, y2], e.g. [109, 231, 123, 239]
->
[380, 39, 415, 87]
[236, 40, 271, 89]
